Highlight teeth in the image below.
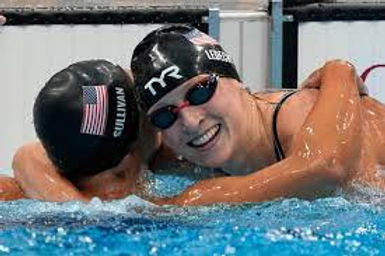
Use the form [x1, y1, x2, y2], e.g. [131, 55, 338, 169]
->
[191, 125, 220, 147]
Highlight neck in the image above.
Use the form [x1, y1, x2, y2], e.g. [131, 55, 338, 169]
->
[223, 91, 277, 173]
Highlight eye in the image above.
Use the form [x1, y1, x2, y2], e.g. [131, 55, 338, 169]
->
[185, 74, 218, 105]
[149, 105, 178, 129]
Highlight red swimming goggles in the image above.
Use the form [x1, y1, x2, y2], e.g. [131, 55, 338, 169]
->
[149, 74, 219, 129]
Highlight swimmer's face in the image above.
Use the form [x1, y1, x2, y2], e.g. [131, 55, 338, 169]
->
[147, 74, 245, 168]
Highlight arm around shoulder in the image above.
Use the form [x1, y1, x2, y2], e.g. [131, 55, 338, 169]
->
[12, 141, 89, 202]
[155, 60, 363, 206]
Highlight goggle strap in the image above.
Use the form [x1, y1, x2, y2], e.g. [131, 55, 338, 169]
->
[172, 100, 191, 114]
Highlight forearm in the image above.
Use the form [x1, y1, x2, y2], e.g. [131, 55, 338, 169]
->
[16, 167, 88, 202]
[154, 155, 341, 206]
[0, 176, 26, 201]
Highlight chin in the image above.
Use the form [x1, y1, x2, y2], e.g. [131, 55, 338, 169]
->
[195, 151, 230, 169]
[182, 137, 233, 168]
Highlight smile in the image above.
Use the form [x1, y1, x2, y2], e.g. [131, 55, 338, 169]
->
[188, 124, 221, 148]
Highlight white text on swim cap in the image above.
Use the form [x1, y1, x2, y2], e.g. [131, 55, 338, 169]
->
[144, 65, 183, 96]
[114, 87, 126, 138]
[205, 50, 232, 63]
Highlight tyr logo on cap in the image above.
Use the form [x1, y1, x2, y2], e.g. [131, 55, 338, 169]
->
[144, 65, 183, 96]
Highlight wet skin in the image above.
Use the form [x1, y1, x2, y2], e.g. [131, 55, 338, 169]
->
[11, 70, 196, 202]
[0, 176, 25, 201]
[12, 139, 187, 202]
[147, 74, 263, 171]
[10, 60, 385, 205]
[11, 125, 196, 202]
[149, 60, 385, 206]
[148, 75, 317, 175]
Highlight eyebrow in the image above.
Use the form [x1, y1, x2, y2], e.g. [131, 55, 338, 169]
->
[148, 102, 169, 115]
[183, 76, 209, 90]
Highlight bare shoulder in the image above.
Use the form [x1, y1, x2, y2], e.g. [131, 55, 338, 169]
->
[12, 141, 46, 169]
[277, 89, 319, 152]
[252, 90, 287, 103]
[288, 89, 319, 108]
[279, 88, 319, 126]
[15, 141, 45, 154]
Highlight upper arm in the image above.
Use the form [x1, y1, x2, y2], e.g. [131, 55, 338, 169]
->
[12, 141, 88, 202]
[12, 141, 47, 179]
[292, 60, 363, 169]
[12, 141, 58, 183]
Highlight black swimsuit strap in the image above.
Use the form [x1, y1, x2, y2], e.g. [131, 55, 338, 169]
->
[272, 90, 298, 161]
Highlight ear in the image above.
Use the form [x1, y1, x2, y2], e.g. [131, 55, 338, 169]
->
[123, 69, 134, 83]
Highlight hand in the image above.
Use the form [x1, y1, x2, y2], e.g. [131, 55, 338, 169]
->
[355, 74, 369, 96]
[0, 15, 6, 25]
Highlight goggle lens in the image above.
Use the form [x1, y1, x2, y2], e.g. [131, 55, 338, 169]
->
[149, 74, 218, 129]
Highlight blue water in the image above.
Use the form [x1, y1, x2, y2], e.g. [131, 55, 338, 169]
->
[1, 170, 385, 255]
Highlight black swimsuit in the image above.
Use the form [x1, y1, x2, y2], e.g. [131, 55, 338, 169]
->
[272, 90, 298, 161]
[218, 90, 298, 175]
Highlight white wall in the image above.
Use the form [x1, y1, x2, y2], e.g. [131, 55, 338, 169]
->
[0, 11, 270, 175]
[220, 11, 270, 92]
[298, 21, 385, 102]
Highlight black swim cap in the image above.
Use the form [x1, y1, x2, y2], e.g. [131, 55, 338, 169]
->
[34, 60, 139, 176]
[131, 24, 241, 112]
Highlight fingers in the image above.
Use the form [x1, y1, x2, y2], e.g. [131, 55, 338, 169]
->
[356, 75, 369, 96]
[300, 68, 321, 89]
[0, 15, 6, 25]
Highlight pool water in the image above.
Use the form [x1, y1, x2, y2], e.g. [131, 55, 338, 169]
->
[1, 170, 385, 255]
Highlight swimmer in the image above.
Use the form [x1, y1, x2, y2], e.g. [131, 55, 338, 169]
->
[11, 25, 383, 206]
[130, 25, 385, 206]
[12, 60, 195, 202]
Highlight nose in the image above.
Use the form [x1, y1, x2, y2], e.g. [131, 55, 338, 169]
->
[177, 105, 204, 130]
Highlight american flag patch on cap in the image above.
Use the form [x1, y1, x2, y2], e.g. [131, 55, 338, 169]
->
[80, 85, 109, 136]
[183, 29, 218, 46]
